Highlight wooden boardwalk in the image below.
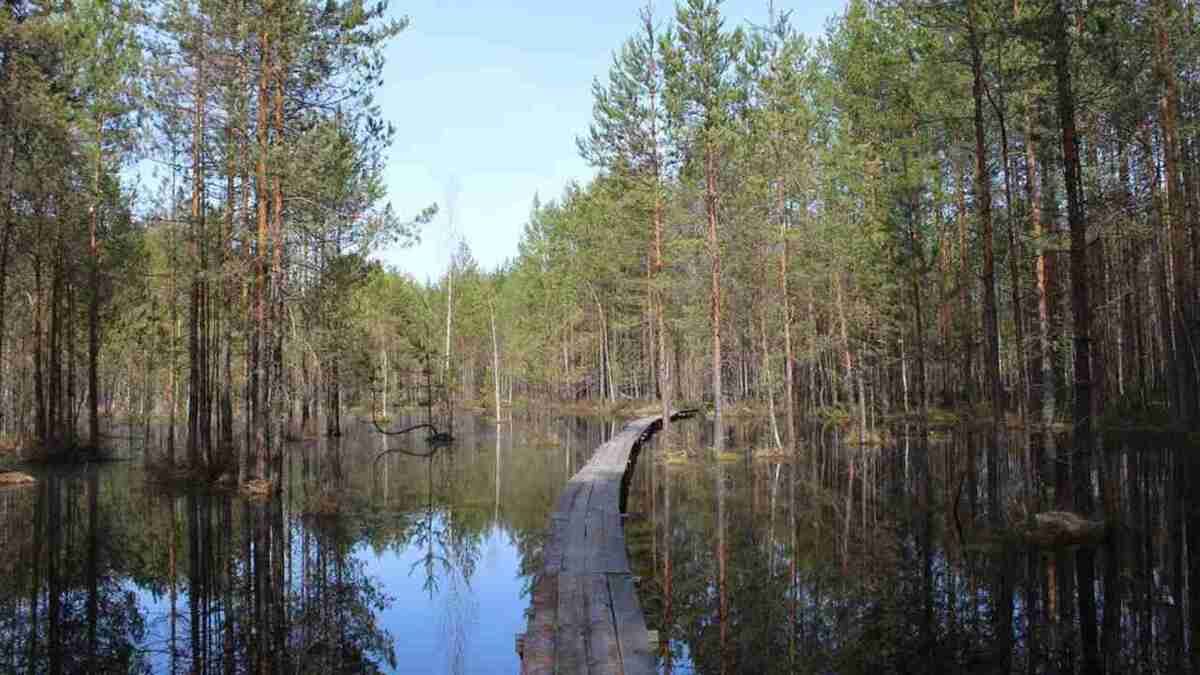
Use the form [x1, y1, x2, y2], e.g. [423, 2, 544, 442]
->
[518, 413, 688, 674]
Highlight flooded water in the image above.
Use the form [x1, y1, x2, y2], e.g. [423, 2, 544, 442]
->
[0, 413, 629, 674]
[626, 422, 1198, 674]
[3, 414, 1194, 673]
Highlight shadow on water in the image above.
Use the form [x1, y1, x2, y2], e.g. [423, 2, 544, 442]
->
[627, 420, 1199, 674]
[0, 412, 617, 674]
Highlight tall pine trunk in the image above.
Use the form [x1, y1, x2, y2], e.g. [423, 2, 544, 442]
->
[490, 300, 502, 420]
[649, 21, 671, 441]
[188, 50, 206, 467]
[1154, 0, 1197, 427]
[1051, 3, 1100, 672]
[88, 123, 102, 452]
[996, 93, 1028, 418]
[706, 142, 723, 452]
[270, 47, 287, 490]
[0, 23, 10, 441]
[957, 163, 975, 406]
[779, 180, 795, 452]
[252, 26, 271, 481]
[968, 1, 1002, 419]
[221, 124, 236, 460]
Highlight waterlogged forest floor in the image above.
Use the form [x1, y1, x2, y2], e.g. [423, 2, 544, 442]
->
[0, 413, 642, 673]
[620, 426, 1198, 672]
[301, 392, 1197, 446]
[2, 408, 1195, 673]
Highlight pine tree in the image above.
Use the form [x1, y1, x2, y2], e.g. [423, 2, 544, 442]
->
[663, 0, 742, 453]
[579, 3, 675, 439]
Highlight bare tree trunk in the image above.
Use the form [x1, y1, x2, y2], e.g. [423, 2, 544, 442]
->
[0, 32, 11, 441]
[490, 299, 502, 420]
[898, 135, 928, 420]
[761, 311, 782, 450]
[646, 15, 671, 437]
[968, 1, 1003, 419]
[1117, 142, 1142, 400]
[908, 191, 928, 419]
[221, 124, 236, 460]
[604, 307, 616, 402]
[1152, 183, 1173, 403]
[834, 272, 865, 443]
[237, 50, 253, 483]
[1155, 0, 1197, 427]
[88, 123, 103, 452]
[252, 26, 271, 480]
[957, 163, 975, 407]
[270, 49, 286, 490]
[1027, 101, 1057, 427]
[0, 132, 13, 440]
[444, 253, 454, 382]
[993, 83, 1028, 419]
[33, 261, 47, 444]
[779, 180, 796, 453]
[67, 281, 76, 437]
[168, 217, 179, 466]
[706, 144, 724, 452]
[1052, 4, 1100, 672]
[378, 343, 387, 418]
[650, 138, 670, 436]
[49, 238, 61, 443]
[188, 49, 206, 467]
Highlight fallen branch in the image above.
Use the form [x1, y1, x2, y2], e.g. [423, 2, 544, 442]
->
[370, 416, 446, 464]
[372, 421, 439, 437]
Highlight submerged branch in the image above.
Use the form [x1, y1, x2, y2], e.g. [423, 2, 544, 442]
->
[372, 420, 439, 437]
[369, 413, 448, 464]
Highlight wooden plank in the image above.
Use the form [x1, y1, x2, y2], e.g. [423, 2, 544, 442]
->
[610, 573, 655, 674]
[590, 480, 627, 575]
[556, 478, 589, 514]
[558, 475, 596, 668]
[556, 572, 588, 672]
[561, 482, 595, 574]
[521, 414, 680, 674]
[586, 572, 620, 672]
[598, 510, 630, 575]
[544, 512, 568, 574]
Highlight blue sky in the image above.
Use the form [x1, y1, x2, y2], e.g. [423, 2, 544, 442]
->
[374, 0, 847, 282]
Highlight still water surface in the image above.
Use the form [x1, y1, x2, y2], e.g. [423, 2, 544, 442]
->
[1, 415, 1193, 673]
[0, 414, 625, 674]
[626, 422, 1194, 674]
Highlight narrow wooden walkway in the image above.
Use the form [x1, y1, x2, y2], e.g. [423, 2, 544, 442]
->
[518, 413, 688, 674]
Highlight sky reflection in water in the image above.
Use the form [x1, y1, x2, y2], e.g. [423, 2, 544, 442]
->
[0, 414, 617, 674]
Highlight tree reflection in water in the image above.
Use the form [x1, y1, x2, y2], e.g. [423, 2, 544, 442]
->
[0, 414, 625, 673]
[0, 473, 398, 673]
[629, 423, 1200, 674]
[0, 471, 149, 674]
